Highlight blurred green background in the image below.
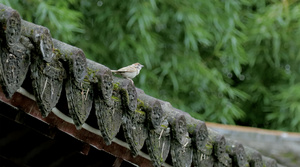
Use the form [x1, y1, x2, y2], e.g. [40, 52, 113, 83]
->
[2, 0, 300, 132]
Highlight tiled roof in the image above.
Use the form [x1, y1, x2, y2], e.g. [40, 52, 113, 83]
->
[0, 4, 285, 167]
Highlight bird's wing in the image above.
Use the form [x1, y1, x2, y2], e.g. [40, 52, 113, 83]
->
[111, 69, 135, 74]
[114, 70, 135, 73]
[116, 66, 136, 72]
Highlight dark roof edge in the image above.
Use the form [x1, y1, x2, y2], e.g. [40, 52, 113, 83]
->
[1, 87, 168, 167]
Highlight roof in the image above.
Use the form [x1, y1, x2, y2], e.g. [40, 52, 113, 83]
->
[0, 3, 286, 167]
[207, 122, 300, 167]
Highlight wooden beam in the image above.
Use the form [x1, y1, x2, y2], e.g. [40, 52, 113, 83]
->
[0, 87, 154, 167]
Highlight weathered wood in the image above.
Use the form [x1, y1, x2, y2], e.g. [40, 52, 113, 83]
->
[87, 60, 121, 145]
[244, 147, 263, 167]
[144, 99, 170, 167]
[121, 101, 147, 157]
[53, 39, 91, 129]
[113, 77, 147, 156]
[263, 156, 278, 167]
[113, 157, 123, 167]
[214, 135, 232, 167]
[136, 90, 266, 167]
[87, 59, 113, 103]
[225, 140, 249, 167]
[113, 77, 137, 113]
[21, 20, 54, 62]
[136, 90, 196, 167]
[30, 52, 66, 117]
[0, 88, 154, 167]
[0, 4, 21, 46]
[20, 19, 66, 117]
[161, 104, 259, 167]
[0, 5, 32, 98]
[95, 86, 122, 145]
[170, 114, 193, 167]
[52, 38, 87, 82]
[191, 122, 215, 167]
[65, 74, 93, 129]
[0, 36, 32, 98]
[192, 122, 213, 154]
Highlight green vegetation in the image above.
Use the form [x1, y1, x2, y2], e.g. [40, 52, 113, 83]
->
[135, 109, 146, 115]
[113, 83, 120, 91]
[161, 125, 167, 129]
[111, 95, 120, 102]
[137, 98, 146, 109]
[2, 0, 300, 132]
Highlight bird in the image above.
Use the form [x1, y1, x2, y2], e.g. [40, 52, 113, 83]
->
[111, 63, 144, 80]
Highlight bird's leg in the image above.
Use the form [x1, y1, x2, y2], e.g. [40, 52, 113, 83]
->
[126, 78, 134, 85]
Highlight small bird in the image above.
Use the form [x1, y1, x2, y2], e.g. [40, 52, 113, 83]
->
[111, 63, 144, 80]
